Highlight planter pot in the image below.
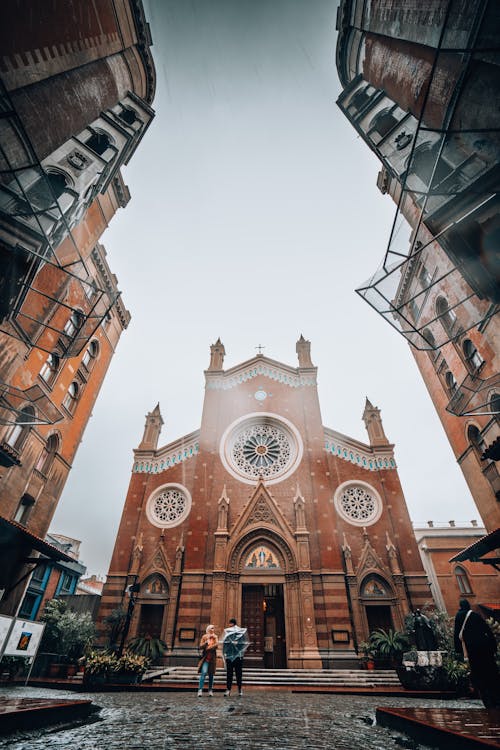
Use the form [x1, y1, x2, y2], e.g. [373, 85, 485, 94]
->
[366, 659, 375, 670]
[111, 672, 140, 685]
[82, 673, 108, 689]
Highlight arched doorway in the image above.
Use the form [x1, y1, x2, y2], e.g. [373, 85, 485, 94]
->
[239, 541, 287, 668]
[137, 573, 169, 639]
[241, 542, 286, 669]
[360, 574, 394, 635]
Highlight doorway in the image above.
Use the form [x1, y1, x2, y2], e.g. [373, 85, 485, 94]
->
[242, 583, 286, 668]
[138, 603, 164, 638]
[366, 605, 392, 634]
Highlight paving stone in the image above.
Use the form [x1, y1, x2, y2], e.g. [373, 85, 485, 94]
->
[0, 686, 481, 750]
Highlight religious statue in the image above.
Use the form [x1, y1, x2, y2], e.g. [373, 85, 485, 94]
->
[413, 609, 438, 650]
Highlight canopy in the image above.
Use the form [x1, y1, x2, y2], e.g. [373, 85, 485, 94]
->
[221, 626, 250, 662]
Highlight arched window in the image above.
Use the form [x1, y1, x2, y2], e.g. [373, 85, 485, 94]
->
[6, 405, 35, 450]
[64, 310, 83, 338]
[27, 170, 69, 211]
[85, 130, 113, 156]
[463, 339, 484, 372]
[14, 493, 36, 525]
[369, 108, 398, 139]
[408, 142, 452, 189]
[348, 87, 372, 115]
[81, 340, 99, 371]
[118, 106, 138, 125]
[436, 296, 457, 336]
[467, 424, 484, 458]
[455, 565, 472, 595]
[445, 371, 458, 395]
[143, 574, 169, 597]
[63, 382, 79, 413]
[40, 351, 60, 385]
[35, 433, 59, 475]
[490, 393, 500, 421]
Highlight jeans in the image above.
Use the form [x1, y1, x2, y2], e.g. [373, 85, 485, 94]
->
[198, 659, 214, 691]
[226, 658, 243, 690]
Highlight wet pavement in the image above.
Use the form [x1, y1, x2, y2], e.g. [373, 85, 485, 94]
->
[0, 686, 483, 749]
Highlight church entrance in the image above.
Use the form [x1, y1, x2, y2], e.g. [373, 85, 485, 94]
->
[138, 603, 164, 638]
[366, 605, 392, 635]
[242, 584, 286, 668]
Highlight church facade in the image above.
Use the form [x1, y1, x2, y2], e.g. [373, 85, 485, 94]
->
[99, 338, 431, 668]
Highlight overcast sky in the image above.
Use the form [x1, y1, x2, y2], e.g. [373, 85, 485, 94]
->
[51, 0, 478, 576]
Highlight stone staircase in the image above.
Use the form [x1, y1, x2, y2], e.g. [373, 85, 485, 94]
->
[148, 667, 400, 688]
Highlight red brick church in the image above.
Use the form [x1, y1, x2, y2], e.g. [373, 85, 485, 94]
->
[99, 337, 431, 667]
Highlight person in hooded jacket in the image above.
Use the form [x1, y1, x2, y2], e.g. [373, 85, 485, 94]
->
[454, 598, 500, 709]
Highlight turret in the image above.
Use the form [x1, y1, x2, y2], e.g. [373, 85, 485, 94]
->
[137, 403, 164, 451]
[362, 397, 389, 446]
[296, 334, 313, 368]
[207, 338, 225, 371]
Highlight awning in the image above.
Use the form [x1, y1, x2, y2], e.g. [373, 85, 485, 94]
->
[449, 527, 500, 563]
[0, 516, 73, 562]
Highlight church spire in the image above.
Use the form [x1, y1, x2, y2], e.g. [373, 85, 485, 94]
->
[137, 403, 164, 451]
[207, 338, 225, 371]
[296, 334, 313, 368]
[362, 397, 389, 446]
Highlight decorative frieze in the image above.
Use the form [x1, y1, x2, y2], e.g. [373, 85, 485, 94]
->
[132, 440, 199, 473]
[324, 432, 396, 471]
[206, 362, 316, 390]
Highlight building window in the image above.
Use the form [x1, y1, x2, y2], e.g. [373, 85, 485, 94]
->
[40, 351, 60, 385]
[419, 265, 432, 288]
[445, 371, 458, 396]
[81, 340, 99, 371]
[35, 433, 59, 475]
[333, 481, 383, 527]
[490, 393, 500, 421]
[145, 483, 192, 529]
[27, 170, 70, 211]
[6, 405, 35, 450]
[455, 565, 473, 595]
[59, 572, 75, 593]
[18, 592, 40, 620]
[467, 424, 484, 459]
[118, 106, 138, 126]
[63, 382, 79, 413]
[368, 108, 398, 140]
[64, 310, 83, 338]
[13, 493, 36, 525]
[463, 339, 484, 372]
[436, 296, 457, 336]
[85, 130, 113, 156]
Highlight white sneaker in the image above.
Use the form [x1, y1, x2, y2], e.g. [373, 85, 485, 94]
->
[224, 690, 230, 697]
[208, 690, 213, 697]
[197, 689, 202, 697]
[238, 690, 243, 697]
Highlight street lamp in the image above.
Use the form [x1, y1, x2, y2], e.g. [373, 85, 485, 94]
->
[118, 581, 140, 657]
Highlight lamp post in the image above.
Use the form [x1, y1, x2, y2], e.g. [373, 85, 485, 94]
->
[118, 582, 140, 657]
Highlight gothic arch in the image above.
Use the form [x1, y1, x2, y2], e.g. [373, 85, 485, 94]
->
[359, 572, 395, 600]
[229, 528, 297, 575]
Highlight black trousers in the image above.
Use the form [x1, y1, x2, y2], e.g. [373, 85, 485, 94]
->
[226, 658, 243, 690]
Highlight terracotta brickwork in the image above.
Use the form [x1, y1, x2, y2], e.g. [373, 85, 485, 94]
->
[0, 1, 155, 616]
[100, 340, 430, 669]
[336, 0, 500, 531]
[414, 523, 500, 616]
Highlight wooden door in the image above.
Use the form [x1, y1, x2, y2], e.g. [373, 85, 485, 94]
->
[242, 585, 264, 665]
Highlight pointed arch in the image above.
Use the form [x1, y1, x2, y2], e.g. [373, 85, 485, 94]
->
[229, 528, 297, 575]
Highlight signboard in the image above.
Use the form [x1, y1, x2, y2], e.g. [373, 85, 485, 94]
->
[0, 615, 14, 653]
[4, 618, 45, 658]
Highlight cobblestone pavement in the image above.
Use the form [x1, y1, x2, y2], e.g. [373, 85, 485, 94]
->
[0, 687, 481, 750]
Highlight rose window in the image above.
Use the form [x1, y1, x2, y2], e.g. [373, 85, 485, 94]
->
[220, 414, 303, 485]
[146, 483, 192, 528]
[334, 481, 382, 526]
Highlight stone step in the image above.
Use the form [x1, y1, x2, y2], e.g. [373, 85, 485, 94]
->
[154, 667, 399, 686]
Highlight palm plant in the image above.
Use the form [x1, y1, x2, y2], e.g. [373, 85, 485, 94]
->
[126, 635, 167, 662]
[369, 628, 409, 665]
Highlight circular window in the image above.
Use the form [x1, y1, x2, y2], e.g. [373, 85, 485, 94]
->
[220, 413, 303, 485]
[254, 389, 267, 401]
[333, 481, 382, 526]
[145, 483, 192, 529]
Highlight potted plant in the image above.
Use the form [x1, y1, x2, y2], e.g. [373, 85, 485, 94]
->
[40, 599, 95, 677]
[81, 650, 119, 687]
[126, 635, 167, 663]
[369, 628, 409, 668]
[358, 641, 376, 670]
[113, 651, 149, 684]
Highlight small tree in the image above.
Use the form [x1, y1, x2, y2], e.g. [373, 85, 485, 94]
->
[40, 599, 95, 662]
[103, 608, 127, 650]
